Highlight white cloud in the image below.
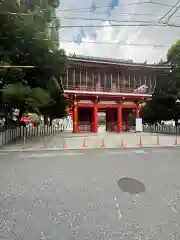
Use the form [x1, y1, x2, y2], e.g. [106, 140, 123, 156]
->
[58, 0, 180, 63]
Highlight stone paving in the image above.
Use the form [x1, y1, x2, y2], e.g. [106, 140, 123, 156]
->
[1, 131, 180, 151]
[0, 132, 99, 151]
[0, 148, 180, 239]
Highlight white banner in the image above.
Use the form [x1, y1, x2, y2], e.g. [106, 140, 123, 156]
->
[136, 118, 143, 132]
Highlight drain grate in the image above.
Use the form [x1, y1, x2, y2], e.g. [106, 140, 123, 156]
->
[117, 177, 145, 195]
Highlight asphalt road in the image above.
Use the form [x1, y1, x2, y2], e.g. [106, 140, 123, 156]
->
[0, 148, 180, 239]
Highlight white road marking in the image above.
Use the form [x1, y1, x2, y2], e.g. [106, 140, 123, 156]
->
[117, 208, 122, 220]
[132, 150, 148, 154]
[20, 152, 84, 158]
[114, 197, 122, 220]
[23, 153, 58, 158]
[62, 152, 84, 156]
[40, 231, 45, 240]
[107, 151, 129, 155]
[160, 196, 178, 214]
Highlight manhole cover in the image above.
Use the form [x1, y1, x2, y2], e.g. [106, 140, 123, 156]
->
[117, 177, 145, 195]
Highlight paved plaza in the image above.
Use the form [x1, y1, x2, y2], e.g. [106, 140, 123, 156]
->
[0, 147, 180, 239]
[1, 131, 180, 151]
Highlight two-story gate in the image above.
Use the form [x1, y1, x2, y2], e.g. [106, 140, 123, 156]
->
[62, 55, 168, 133]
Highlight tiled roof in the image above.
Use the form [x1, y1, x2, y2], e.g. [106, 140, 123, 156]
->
[68, 54, 170, 69]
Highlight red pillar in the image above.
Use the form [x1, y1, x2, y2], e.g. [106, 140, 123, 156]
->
[111, 109, 115, 132]
[105, 110, 108, 131]
[136, 106, 140, 118]
[117, 106, 122, 133]
[73, 102, 78, 133]
[125, 109, 129, 132]
[92, 102, 98, 132]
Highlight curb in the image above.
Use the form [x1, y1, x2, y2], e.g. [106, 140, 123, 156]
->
[0, 145, 180, 153]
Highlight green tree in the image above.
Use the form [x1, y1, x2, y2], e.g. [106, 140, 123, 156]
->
[141, 40, 180, 125]
[0, 0, 68, 127]
[19, 0, 60, 50]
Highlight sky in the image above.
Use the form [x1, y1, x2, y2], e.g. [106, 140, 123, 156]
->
[57, 0, 180, 63]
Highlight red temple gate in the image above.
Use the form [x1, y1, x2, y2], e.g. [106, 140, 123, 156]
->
[62, 55, 168, 133]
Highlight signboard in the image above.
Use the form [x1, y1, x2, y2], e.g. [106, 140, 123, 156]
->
[136, 118, 143, 132]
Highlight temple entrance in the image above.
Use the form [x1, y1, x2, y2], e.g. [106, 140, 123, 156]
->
[105, 108, 136, 132]
[76, 107, 137, 133]
[63, 55, 153, 134]
[71, 100, 141, 134]
[78, 108, 105, 133]
[98, 112, 106, 133]
[78, 108, 93, 132]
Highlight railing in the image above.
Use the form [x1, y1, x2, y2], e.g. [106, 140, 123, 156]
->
[63, 85, 151, 95]
[143, 124, 180, 135]
[0, 124, 65, 148]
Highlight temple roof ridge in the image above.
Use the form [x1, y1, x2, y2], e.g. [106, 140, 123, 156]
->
[68, 54, 170, 68]
[70, 54, 131, 63]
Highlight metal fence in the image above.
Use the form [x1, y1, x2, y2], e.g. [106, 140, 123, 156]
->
[0, 124, 65, 147]
[143, 124, 180, 135]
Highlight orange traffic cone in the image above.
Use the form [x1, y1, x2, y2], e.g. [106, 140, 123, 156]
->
[100, 139, 105, 148]
[175, 135, 178, 145]
[63, 139, 67, 149]
[82, 138, 87, 148]
[120, 138, 124, 147]
[138, 136, 142, 147]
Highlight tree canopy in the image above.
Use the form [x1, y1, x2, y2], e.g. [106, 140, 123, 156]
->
[0, 0, 68, 127]
[141, 40, 180, 124]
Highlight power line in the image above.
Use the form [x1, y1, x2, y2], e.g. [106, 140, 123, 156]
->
[0, 36, 169, 47]
[165, 1, 180, 23]
[58, 23, 180, 28]
[147, 1, 173, 7]
[3, 11, 180, 25]
[0, 11, 154, 16]
[157, 0, 180, 23]
[1, 22, 179, 29]
[62, 11, 180, 18]
[0, 1, 173, 16]
[54, 1, 174, 12]
[59, 18, 180, 40]
[1, 0, 180, 25]
[1, 20, 179, 28]
[59, 40, 168, 48]
[0, 24, 172, 30]
[63, 17, 164, 24]
[3, 10, 180, 19]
